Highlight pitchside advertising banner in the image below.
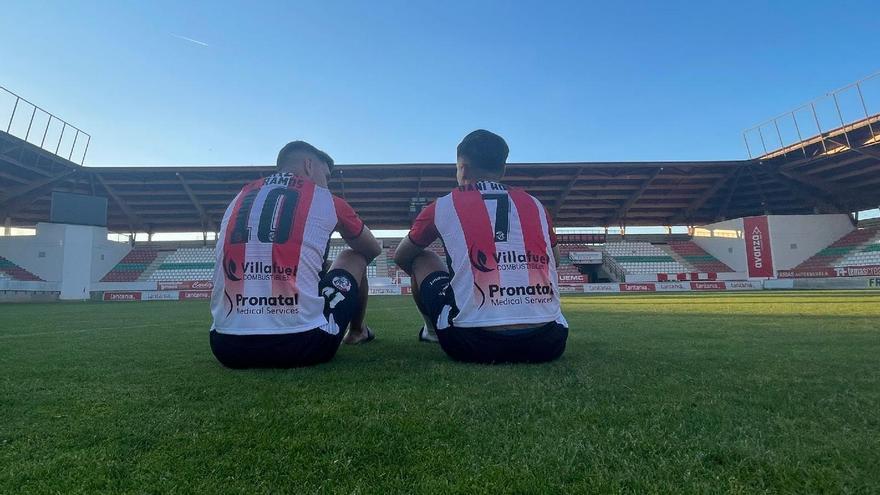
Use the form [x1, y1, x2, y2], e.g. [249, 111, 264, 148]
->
[100, 281, 216, 301]
[157, 281, 214, 291]
[368, 286, 403, 296]
[743, 216, 774, 277]
[103, 291, 142, 301]
[777, 265, 880, 279]
[582, 281, 763, 293]
[558, 273, 587, 284]
[103, 279, 767, 300]
[142, 291, 180, 301]
[103, 290, 211, 301]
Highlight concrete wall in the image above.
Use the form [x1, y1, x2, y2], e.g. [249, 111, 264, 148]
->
[767, 214, 853, 270]
[0, 225, 64, 281]
[691, 218, 746, 272]
[692, 214, 855, 275]
[91, 231, 130, 281]
[0, 223, 129, 284]
[0, 290, 60, 303]
[58, 224, 96, 300]
[0, 223, 130, 299]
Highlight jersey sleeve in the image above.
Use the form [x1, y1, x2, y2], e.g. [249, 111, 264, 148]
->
[333, 196, 365, 239]
[407, 201, 439, 247]
[544, 206, 558, 247]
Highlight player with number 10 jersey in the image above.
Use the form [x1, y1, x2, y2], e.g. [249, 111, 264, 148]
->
[210, 141, 381, 368]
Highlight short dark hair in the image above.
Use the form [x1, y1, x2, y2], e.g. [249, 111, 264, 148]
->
[276, 140, 334, 170]
[456, 129, 509, 175]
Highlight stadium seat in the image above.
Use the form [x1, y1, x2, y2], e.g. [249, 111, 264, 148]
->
[100, 248, 159, 282]
[602, 242, 690, 274]
[793, 228, 880, 271]
[0, 256, 43, 281]
[667, 241, 734, 272]
[145, 248, 215, 282]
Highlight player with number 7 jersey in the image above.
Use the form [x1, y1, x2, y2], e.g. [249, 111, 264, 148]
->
[394, 130, 569, 364]
[209, 141, 382, 368]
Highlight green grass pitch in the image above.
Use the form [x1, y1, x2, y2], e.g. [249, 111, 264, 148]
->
[1, 291, 879, 494]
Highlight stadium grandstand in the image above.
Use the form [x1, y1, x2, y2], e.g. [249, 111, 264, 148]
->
[2, 74, 880, 302]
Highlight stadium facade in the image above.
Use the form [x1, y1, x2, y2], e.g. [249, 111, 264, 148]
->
[1, 77, 880, 301]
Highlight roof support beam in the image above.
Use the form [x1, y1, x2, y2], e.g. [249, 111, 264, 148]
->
[779, 132, 876, 171]
[827, 138, 880, 160]
[746, 163, 771, 215]
[0, 167, 79, 204]
[825, 161, 880, 182]
[680, 165, 741, 220]
[551, 167, 582, 217]
[773, 164, 849, 196]
[176, 172, 216, 231]
[762, 167, 842, 213]
[607, 166, 664, 224]
[0, 148, 55, 177]
[0, 170, 30, 183]
[0, 168, 80, 216]
[94, 172, 144, 231]
[796, 154, 871, 176]
[715, 167, 744, 221]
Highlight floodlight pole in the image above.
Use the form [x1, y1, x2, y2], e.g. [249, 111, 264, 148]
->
[831, 93, 852, 148]
[743, 133, 753, 159]
[855, 82, 876, 140]
[810, 102, 828, 153]
[6, 97, 19, 133]
[757, 127, 768, 154]
[24, 106, 36, 141]
[773, 119, 785, 156]
[791, 112, 807, 158]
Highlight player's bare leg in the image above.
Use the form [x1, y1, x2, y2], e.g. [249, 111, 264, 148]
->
[330, 249, 374, 344]
[408, 250, 447, 342]
[344, 272, 372, 344]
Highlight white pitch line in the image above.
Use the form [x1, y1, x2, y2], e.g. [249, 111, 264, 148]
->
[0, 322, 200, 340]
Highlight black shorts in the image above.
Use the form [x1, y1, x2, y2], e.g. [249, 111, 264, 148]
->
[418, 271, 568, 364]
[210, 269, 359, 368]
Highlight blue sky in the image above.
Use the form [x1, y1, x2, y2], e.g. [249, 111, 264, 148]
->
[1, 0, 878, 167]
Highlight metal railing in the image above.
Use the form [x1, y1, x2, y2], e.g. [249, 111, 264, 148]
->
[0, 85, 91, 165]
[601, 251, 627, 282]
[743, 71, 880, 159]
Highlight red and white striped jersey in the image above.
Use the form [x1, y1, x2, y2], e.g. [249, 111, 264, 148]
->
[211, 173, 364, 335]
[408, 180, 567, 328]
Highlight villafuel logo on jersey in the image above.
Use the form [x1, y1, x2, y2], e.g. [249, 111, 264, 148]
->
[224, 257, 296, 281]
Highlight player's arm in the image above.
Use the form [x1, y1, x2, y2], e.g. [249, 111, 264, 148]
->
[393, 237, 424, 275]
[545, 206, 560, 268]
[345, 226, 382, 262]
[393, 202, 438, 275]
[334, 196, 381, 262]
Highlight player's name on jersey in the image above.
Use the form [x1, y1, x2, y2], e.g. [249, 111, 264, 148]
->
[263, 173, 305, 187]
[458, 181, 508, 192]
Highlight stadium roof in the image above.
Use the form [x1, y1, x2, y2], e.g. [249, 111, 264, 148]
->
[2, 116, 879, 232]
